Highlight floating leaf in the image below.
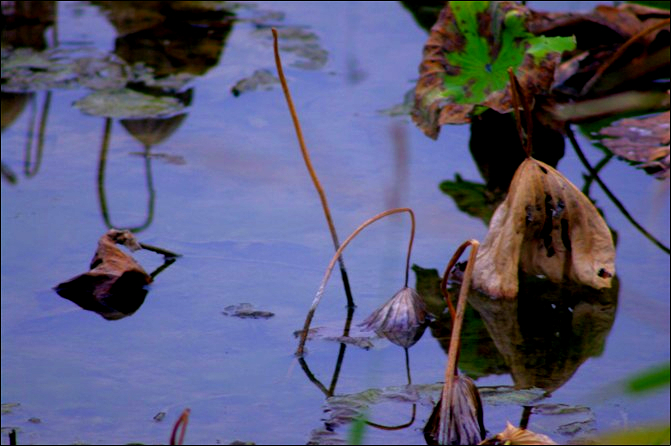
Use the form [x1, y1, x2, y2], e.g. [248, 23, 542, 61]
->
[74, 88, 185, 119]
[480, 421, 557, 445]
[412, 1, 575, 138]
[54, 229, 151, 320]
[231, 69, 280, 96]
[599, 111, 670, 179]
[471, 158, 616, 298]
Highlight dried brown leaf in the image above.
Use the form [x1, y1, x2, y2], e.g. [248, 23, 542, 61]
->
[599, 111, 670, 179]
[479, 421, 557, 445]
[54, 229, 151, 320]
[472, 158, 615, 298]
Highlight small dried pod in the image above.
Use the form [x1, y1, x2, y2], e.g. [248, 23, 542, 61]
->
[360, 287, 428, 348]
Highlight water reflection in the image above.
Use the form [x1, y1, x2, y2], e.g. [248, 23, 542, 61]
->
[2, 1, 235, 231]
[470, 275, 619, 392]
[1, 1, 56, 183]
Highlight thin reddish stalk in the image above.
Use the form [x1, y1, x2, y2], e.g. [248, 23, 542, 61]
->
[272, 28, 354, 307]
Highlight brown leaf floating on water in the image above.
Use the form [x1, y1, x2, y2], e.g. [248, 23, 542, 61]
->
[54, 229, 152, 320]
[599, 111, 670, 179]
[479, 421, 557, 445]
[471, 158, 615, 298]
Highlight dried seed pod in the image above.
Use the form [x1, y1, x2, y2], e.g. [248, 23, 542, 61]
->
[360, 287, 428, 348]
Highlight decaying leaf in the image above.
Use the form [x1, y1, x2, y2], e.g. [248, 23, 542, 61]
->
[471, 158, 616, 298]
[599, 111, 670, 179]
[479, 421, 557, 445]
[412, 1, 575, 138]
[54, 229, 151, 320]
[360, 287, 428, 349]
[424, 374, 486, 445]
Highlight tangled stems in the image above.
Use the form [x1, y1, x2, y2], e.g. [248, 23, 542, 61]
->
[296, 207, 416, 357]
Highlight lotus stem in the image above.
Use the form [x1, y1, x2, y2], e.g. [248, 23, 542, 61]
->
[296, 207, 416, 357]
[272, 28, 355, 308]
[169, 408, 190, 446]
[439, 239, 476, 321]
[507, 68, 533, 158]
[441, 240, 479, 426]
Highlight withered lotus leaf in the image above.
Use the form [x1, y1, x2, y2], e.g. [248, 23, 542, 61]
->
[599, 111, 670, 179]
[54, 229, 151, 320]
[471, 158, 615, 298]
[480, 421, 557, 445]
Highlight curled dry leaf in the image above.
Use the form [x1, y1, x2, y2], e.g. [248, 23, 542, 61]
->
[599, 110, 670, 179]
[479, 421, 557, 445]
[412, 1, 575, 138]
[54, 229, 151, 320]
[471, 158, 615, 298]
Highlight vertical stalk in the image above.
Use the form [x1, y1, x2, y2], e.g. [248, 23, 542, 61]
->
[272, 28, 355, 307]
[296, 208, 415, 357]
[440, 240, 480, 443]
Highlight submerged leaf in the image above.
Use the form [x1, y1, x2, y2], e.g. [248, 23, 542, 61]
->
[471, 158, 615, 298]
[222, 303, 275, 319]
[413, 1, 575, 137]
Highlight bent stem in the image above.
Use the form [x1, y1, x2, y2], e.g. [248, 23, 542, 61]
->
[439, 239, 477, 321]
[296, 207, 416, 357]
[169, 408, 190, 446]
[272, 28, 355, 308]
[440, 240, 480, 437]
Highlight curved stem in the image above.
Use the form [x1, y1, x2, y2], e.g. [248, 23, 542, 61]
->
[272, 28, 355, 307]
[296, 207, 416, 357]
[439, 240, 475, 321]
[365, 404, 416, 430]
[440, 240, 479, 443]
[566, 125, 670, 255]
[169, 408, 190, 446]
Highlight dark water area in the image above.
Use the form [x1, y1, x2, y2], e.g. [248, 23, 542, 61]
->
[1, 1, 669, 444]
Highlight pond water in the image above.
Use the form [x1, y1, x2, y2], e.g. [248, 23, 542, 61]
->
[1, 1, 669, 444]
